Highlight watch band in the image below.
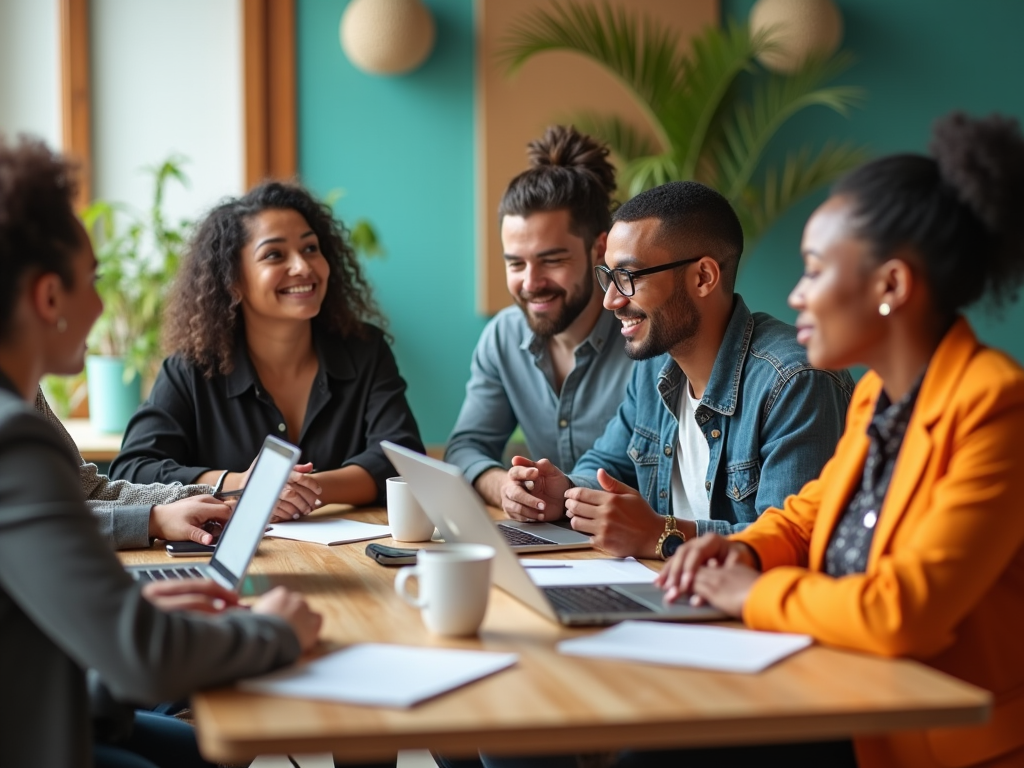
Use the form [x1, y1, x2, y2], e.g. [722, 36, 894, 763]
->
[656, 515, 686, 560]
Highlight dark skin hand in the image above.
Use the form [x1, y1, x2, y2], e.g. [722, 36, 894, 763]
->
[655, 533, 761, 617]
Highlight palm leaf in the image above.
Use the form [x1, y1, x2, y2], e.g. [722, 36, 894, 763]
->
[622, 153, 681, 198]
[713, 52, 865, 202]
[564, 110, 657, 162]
[664, 20, 773, 179]
[498, 0, 682, 149]
[742, 141, 870, 242]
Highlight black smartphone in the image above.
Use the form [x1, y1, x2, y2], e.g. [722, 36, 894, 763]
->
[364, 543, 418, 566]
[165, 540, 217, 557]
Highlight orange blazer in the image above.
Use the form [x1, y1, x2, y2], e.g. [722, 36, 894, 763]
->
[732, 318, 1024, 768]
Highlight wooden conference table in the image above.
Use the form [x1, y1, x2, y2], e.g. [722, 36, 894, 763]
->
[120, 505, 991, 764]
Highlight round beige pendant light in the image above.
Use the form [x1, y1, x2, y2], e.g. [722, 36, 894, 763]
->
[749, 0, 843, 73]
[340, 0, 436, 76]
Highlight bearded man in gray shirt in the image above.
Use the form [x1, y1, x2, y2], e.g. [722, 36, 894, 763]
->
[445, 126, 634, 506]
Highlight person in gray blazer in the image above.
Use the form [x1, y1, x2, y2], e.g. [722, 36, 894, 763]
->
[0, 138, 321, 766]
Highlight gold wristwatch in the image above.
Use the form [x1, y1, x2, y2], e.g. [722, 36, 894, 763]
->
[656, 515, 686, 560]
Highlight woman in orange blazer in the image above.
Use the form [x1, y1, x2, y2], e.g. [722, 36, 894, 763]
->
[658, 112, 1024, 768]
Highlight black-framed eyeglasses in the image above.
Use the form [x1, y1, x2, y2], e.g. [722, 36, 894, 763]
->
[595, 257, 702, 297]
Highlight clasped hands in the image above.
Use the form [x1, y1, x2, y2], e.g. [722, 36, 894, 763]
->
[499, 456, 666, 558]
[500, 456, 761, 618]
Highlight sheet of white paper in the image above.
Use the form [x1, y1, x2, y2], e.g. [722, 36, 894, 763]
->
[522, 557, 657, 587]
[558, 620, 812, 673]
[239, 644, 518, 708]
[264, 518, 389, 546]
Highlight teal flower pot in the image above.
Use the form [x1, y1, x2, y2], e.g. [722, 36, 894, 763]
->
[86, 356, 141, 434]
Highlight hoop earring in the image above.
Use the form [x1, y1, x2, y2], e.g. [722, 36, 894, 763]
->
[56, 317, 67, 333]
[878, 303, 891, 317]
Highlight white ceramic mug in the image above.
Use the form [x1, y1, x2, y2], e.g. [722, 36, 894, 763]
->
[386, 476, 435, 542]
[394, 544, 495, 636]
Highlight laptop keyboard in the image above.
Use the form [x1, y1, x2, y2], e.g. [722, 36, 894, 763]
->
[134, 566, 205, 582]
[545, 585, 654, 615]
[497, 523, 557, 547]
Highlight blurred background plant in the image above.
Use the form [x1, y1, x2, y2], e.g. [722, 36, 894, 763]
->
[41, 157, 189, 418]
[500, 2, 868, 245]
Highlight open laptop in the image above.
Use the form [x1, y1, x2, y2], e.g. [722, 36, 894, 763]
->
[126, 435, 302, 589]
[382, 442, 726, 626]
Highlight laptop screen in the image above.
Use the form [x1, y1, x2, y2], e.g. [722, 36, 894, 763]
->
[210, 438, 297, 584]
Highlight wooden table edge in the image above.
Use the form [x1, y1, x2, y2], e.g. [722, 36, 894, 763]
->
[193, 688, 992, 763]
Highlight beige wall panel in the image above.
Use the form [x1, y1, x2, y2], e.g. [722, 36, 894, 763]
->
[477, 0, 719, 314]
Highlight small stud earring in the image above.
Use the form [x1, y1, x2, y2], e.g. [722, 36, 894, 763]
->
[56, 317, 67, 333]
[878, 303, 891, 317]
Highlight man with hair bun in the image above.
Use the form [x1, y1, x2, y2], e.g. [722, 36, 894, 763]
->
[446, 126, 633, 507]
[502, 180, 853, 561]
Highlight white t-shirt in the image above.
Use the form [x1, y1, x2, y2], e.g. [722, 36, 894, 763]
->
[670, 381, 711, 521]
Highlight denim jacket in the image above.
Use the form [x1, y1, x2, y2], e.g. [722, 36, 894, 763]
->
[568, 295, 853, 536]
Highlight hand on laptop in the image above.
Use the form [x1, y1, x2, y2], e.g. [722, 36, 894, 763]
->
[501, 456, 571, 522]
[149, 496, 232, 544]
[253, 586, 322, 652]
[563, 469, 666, 558]
[656, 533, 760, 616]
[142, 579, 240, 614]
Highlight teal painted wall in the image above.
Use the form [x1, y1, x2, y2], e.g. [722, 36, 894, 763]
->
[297, 0, 482, 445]
[298, 0, 1024, 444]
[724, 0, 1024, 354]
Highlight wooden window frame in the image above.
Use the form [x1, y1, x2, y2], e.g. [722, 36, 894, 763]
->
[58, 0, 297, 209]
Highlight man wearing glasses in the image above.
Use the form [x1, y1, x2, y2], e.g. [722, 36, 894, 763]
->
[445, 126, 634, 506]
[501, 181, 853, 559]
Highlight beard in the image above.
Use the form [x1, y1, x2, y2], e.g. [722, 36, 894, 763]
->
[619, 286, 700, 360]
[515, 268, 594, 339]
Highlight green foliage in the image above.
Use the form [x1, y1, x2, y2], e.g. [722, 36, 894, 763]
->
[500, 3, 870, 246]
[321, 189, 385, 259]
[82, 157, 190, 386]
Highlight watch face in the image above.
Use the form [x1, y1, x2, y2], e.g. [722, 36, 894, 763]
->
[662, 532, 685, 559]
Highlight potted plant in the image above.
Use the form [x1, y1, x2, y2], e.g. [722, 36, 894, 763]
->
[82, 158, 189, 433]
[500, 4, 869, 245]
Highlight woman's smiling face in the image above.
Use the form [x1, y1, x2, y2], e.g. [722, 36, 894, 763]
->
[788, 195, 889, 371]
[236, 208, 330, 324]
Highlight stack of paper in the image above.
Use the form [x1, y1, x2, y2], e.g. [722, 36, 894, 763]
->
[522, 557, 657, 587]
[558, 621, 812, 673]
[264, 518, 389, 546]
[239, 644, 518, 707]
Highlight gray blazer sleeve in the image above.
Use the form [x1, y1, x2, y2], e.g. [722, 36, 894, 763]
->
[34, 387, 214, 549]
[0, 402, 300, 704]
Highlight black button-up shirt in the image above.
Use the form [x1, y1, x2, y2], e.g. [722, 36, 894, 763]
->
[824, 377, 923, 577]
[110, 324, 424, 504]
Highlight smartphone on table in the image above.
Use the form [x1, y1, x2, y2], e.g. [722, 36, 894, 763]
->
[165, 540, 217, 557]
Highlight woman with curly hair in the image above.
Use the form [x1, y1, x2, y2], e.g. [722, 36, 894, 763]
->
[110, 182, 424, 513]
[657, 111, 1024, 767]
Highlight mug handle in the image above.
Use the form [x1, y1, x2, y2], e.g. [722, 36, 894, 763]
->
[394, 566, 426, 608]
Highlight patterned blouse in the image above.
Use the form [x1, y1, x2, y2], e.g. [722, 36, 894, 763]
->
[824, 377, 923, 577]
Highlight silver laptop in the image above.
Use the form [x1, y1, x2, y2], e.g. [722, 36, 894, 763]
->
[382, 442, 726, 626]
[126, 435, 302, 590]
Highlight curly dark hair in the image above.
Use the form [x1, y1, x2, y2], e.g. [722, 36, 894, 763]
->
[163, 181, 387, 377]
[833, 111, 1024, 318]
[0, 137, 80, 341]
[498, 125, 617, 251]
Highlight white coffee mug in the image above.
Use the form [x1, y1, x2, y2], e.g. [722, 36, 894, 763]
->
[394, 544, 495, 636]
[386, 476, 435, 542]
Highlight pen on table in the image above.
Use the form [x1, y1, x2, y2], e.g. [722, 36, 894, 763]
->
[522, 564, 572, 569]
[214, 467, 318, 499]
